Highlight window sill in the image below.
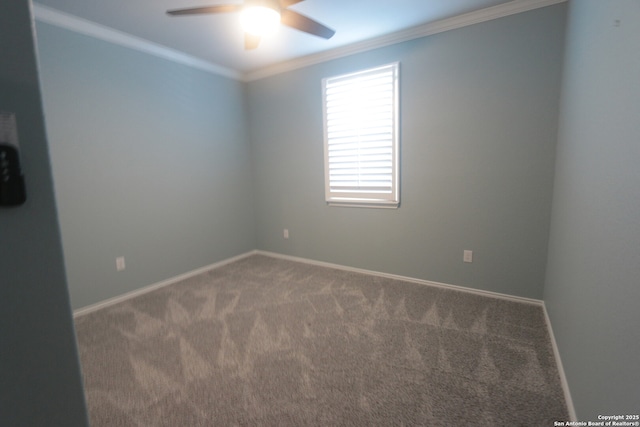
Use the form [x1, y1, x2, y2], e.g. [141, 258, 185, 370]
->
[327, 200, 400, 209]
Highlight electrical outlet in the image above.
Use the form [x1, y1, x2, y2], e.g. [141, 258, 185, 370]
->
[283, 229, 289, 239]
[116, 256, 126, 271]
[463, 250, 473, 263]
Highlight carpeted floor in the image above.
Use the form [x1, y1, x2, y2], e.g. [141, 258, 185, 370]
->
[74, 254, 568, 426]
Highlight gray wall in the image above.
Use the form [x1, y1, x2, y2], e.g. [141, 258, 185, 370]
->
[544, 0, 640, 419]
[36, 23, 256, 309]
[0, 1, 88, 425]
[248, 5, 566, 299]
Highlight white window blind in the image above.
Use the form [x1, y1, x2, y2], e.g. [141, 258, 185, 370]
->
[322, 63, 399, 208]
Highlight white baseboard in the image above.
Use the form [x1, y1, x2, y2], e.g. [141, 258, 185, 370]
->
[73, 250, 258, 317]
[74, 249, 544, 318]
[74, 249, 545, 319]
[74, 247, 545, 312]
[256, 250, 544, 306]
[542, 303, 577, 421]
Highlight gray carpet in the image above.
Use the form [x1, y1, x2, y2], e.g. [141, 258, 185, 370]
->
[75, 254, 568, 426]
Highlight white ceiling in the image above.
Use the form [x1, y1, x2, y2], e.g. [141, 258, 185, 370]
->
[32, 0, 553, 78]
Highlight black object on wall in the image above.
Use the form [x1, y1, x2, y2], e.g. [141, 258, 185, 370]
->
[1, 112, 26, 206]
[0, 143, 27, 206]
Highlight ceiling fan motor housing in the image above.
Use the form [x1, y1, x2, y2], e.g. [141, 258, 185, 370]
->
[240, 0, 282, 37]
[245, 0, 281, 13]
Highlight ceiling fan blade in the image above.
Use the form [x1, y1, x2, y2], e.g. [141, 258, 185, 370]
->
[280, 9, 335, 39]
[244, 33, 261, 50]
[280, 0, 305, 7]
[167, 5, 242, 16]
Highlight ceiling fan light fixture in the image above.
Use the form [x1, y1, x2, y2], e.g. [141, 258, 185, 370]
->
[240, 5, 281, 36]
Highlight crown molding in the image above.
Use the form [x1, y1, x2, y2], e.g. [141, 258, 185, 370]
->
[32, 3, 242, 81]
[32, 0, 566, 83]
[242, 0, 567, 81]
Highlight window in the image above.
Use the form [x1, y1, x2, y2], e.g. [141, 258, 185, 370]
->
[322, 63, 400, 208]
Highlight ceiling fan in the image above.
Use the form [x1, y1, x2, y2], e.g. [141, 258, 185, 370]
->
[167, 0, 335, 50]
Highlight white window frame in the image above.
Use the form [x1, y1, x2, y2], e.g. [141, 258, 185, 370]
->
[322, 62, 400, 208]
